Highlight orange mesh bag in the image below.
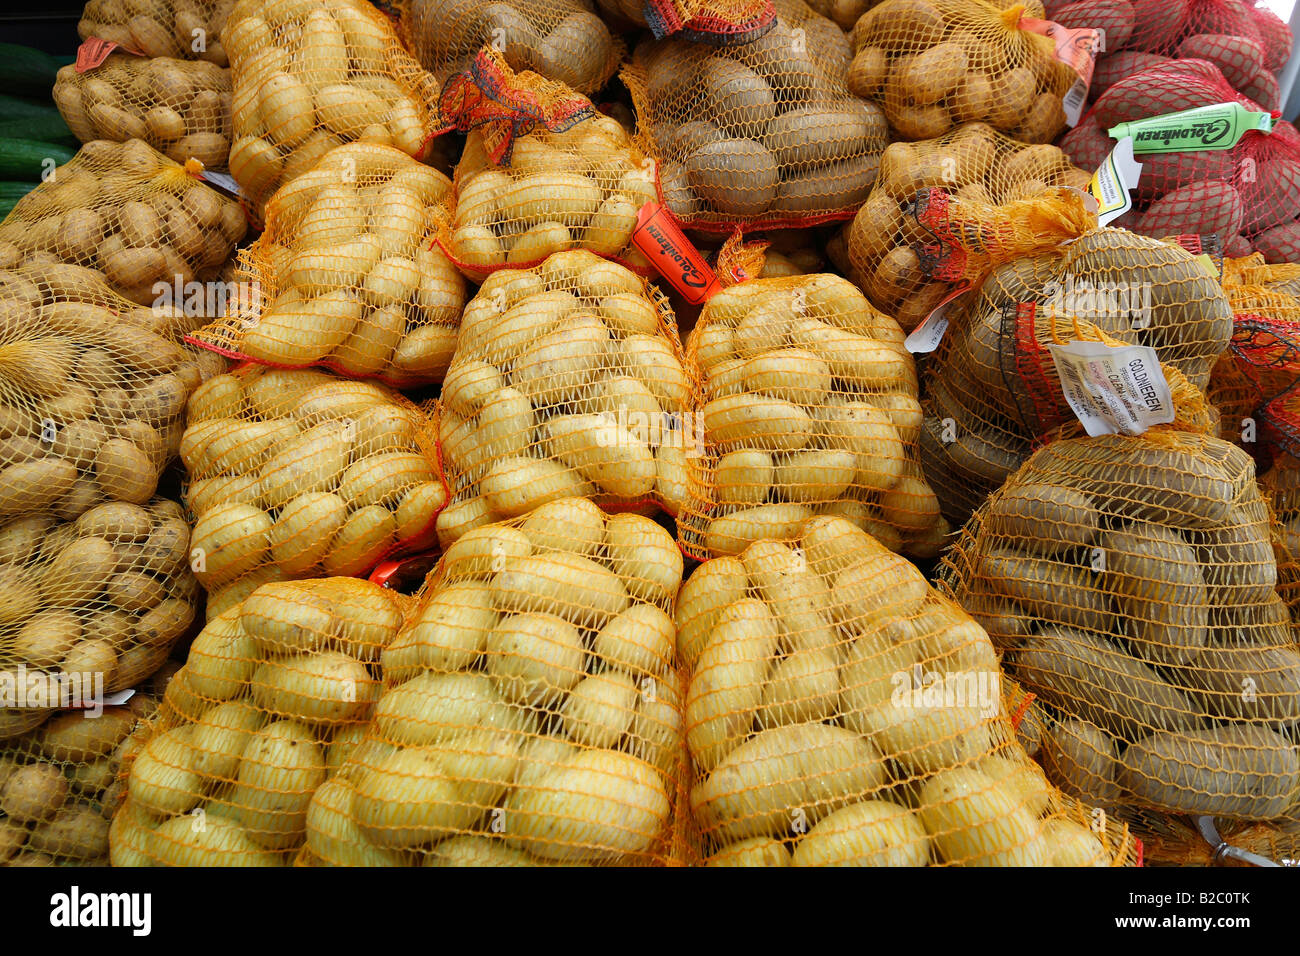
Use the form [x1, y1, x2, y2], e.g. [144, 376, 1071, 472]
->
[53, 56, 232, 171]
[108, 577, 406, 866]
[0, 497, 200, 743]
[187, 143, 467, 387]
[677, 273, 949, 562]
[223, 0, 443, 220]
[0, 265, 226, 524]
[403, 0, 621, 96]
[437, 50, 656, 281]
[596, 0, 776, 41]
[847, 0, 1081, 145]
[79, 0, 235, 65]
[681, 516, 1137, 865]
[437, 251, 696, 544]
[845, 126, 1095, 329]
[180, 366, 447, 614]
[917, 230, 1232, 526]
[1262, 461, 1300, 616]
[1081, 60, 1300, 260]
[299, 502, 687, 866]
[0, 684, 171, 867]
[937, 430, 1300, 843]
[623, 0, 889, 231]
[0, 139, 247, 307]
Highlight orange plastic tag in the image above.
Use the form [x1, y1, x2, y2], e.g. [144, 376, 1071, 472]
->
[74, 37, 143, 72]
[1020, 18, 1098, 125]
[632, 202, 722, 304]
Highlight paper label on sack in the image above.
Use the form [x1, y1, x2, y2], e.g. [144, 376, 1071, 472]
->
[74, 37, 144, 72]
[631, 201, 722, 305]
[199, 169, 243, 197]
[1047, 340, 1175, 436]
[1108, 102, 1274, 153]
[905, 282, 970, 353]
[1020, 18, 1098, 126]
[1087, 136, 1142, 226]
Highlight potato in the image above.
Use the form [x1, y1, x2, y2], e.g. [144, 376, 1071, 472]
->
[305, 778, 407, 867]
[503, 749, 669, 862]
[792, 800, 930, 866]
[250, 651, 376, 724]
[148, 812, 280, 866]
[685, 140, 779, 218]
[0, 762, 68, 824]
[1120, 725, 1300, 820]
[127, 726, 202, 816]
[707, 836, 792, 866]
[1101, 523, 1208, 666]
[491, 551, 630, 627]
[228, 719, 326, 848]
[917, 767, 1048, 866]
[485, 612, 585, 706]
[1044, 818, 1109, 866]
[706, 503, 811, 557]
[191, 502, 273, 586]
[1041, 718, 1121, 807]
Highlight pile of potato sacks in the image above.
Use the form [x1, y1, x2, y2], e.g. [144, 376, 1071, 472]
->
[6, 0, 1300, 868]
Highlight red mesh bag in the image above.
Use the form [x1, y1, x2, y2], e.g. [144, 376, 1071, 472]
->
[223, 0, 443, 220]
[681, 516, 1137, 865]
[187, 143, 467, 388]
[53, 56, 232, 171]
[436, 49, 656, 281]
[939, 428, 1300, 854]
[402, 0, 623, 96]
[437, 251, 697, 544]
[623, 0, 890, 231]
[79, 0, 235, 65]
[181, 366, 446, 615]
[847, 0, 1081, 145]
[1073, 60, 1300, 262]
[845, 126, 1094, 328]
[301, 503, 688, 866]
[597, 0, 778, 41]
[918, 230, 1232, 526]
[109, 577, 407, 866]
[0, 139, 247, 307]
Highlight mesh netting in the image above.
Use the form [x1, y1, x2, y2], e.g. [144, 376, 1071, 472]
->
[436, 49, 655, 281]
[0, 497, 199, 716]
[403, 0, 622, 96]
[224, 0, 443, 219]
[0, 139, 247, 307]
[1076, 60, 1300, 261]
[623, 0, 890, 230]
[677, 273, 947, 561]
[846, 0, 1079, 145]
[109, 577, 405, 866]
[596, 0, 777, 41]
[917, 229, 1232, 527]
[0, 682, 171, 867]
[79, 0, 235, 66]
[683, 515, 1137, 865]
[304, 503, 686, 865]
[54, 56, 232, 171]
[0, 266, 226, 523]
[181, 365, 446, 606]
[939, 430, 1300, 831]
[845, 126, 1094, 328]
[437, 251, 695, 545]
[187, 143, 467, 388]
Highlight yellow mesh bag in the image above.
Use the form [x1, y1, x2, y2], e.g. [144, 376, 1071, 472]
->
[223, 0, 443, 220]
[848, 0, 1076, 143]
[79, 0, 234, 65]
[305, 502, 686, 865]
[918, 230, 1233, 527]
[623, 0, 889, 231]
[437, 251, 697, 544]
[682, 516, 1136, 865]
[0, 266, 226, 524]
[109, 577, 406, 866]
[53, 56, 232, 171]
[0, 139, 247, 308]
[678, 273, 945, 561]
[0, 686, 169, 867]
[403, 0, 622, 96]
[188, 143, 467, 388]
[181, 366, 447, 610]
[938, 431, 1300, 829]
[438, 50, 656, 281]
[0, 497, 200, 730]
[845, 126, 1093, 329]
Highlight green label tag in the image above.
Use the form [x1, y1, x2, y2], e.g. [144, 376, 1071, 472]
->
[1108, 102, 1273, 153]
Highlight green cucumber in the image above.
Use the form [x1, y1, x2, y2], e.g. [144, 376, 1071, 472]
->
[0, 181, 34, 218]
[0, 115, 76, 147]
[0, 44, 62, 98]
[0, 94, 61, 122]
[0, 139, 76, 180]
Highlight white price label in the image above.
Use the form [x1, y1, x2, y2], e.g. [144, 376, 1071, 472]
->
[200, 169, 242, 196]
[904, 283, 969, 354]
[1047, 340, 1174, 437]
[1087, 136, 1143, 226]
[1063, 78, 1087, 127]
